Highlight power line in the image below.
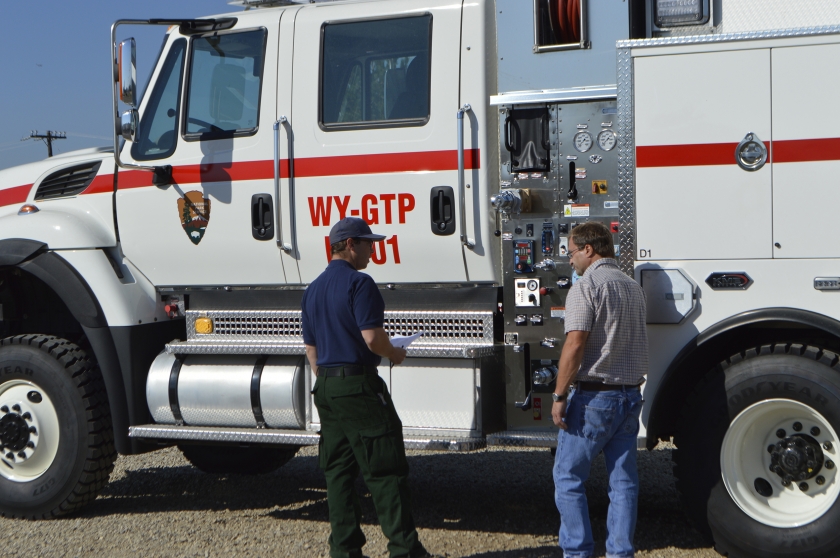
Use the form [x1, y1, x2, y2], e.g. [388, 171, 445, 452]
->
[21, 130, 67, 157]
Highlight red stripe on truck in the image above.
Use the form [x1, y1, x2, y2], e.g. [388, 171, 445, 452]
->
[636, 143, 740, 167]
[773, 138, 840, 163]
[0, 184, 32, 208]
[86, 149, 481, 191]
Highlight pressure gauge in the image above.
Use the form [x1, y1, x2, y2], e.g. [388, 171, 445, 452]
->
[573, 131, 593, 153]
[597, 130, 617, 151]
[527, 279, 538, 291]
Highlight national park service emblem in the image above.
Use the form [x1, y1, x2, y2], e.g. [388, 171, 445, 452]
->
[178, 191, 211, 245]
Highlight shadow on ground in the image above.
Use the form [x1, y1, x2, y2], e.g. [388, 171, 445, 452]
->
[84, 445, 711, 554]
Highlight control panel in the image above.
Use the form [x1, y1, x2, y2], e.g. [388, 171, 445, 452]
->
[495, 98, 621, 429]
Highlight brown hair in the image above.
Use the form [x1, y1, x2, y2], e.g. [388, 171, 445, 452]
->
[330, 240, 348, 255]
[570, 222, 615, 258]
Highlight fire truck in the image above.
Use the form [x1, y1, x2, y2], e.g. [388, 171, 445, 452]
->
[1, 0, 840, 554]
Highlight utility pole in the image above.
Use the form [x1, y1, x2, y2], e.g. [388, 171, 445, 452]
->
[22, 130, 67, 157]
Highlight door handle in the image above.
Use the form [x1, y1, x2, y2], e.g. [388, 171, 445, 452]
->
[251, 194, 274, 240]
[457, 104, 476, 249]
[430, 186, 455, 236]
[274, 117, 295, 253]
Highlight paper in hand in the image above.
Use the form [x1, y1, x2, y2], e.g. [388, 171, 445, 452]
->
[390, 331, 423, 349]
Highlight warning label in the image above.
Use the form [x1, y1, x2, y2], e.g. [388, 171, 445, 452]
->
[551, 307, 566, 319]
[563, 204, 590, 217]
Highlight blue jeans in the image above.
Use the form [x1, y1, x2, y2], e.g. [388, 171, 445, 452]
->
[553, 387, 643, 558]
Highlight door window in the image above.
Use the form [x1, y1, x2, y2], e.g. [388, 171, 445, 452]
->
[183, 29, 267, 140]
[320, 15, 432, 130]
[131, 39, 186, 161]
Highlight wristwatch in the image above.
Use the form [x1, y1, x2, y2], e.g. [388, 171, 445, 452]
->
[552, 392, 567, 403]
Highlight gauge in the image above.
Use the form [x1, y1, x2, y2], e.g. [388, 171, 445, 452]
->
[597, 129, 617, 151]
[526, 280, 539, 291]
[573, 131, 593, 153]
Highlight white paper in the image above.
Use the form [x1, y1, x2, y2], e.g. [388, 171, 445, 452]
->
[391, 332, 423, 349]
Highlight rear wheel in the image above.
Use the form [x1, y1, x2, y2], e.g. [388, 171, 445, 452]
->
[0, 335, 116, 518]
[179, 444, 299, 475]
[674, 344, 840, 558]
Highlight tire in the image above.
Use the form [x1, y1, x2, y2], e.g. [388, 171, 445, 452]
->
[674, 343, 840, 558]
[0, 335, 116, 518]
[179, 444, 299, 475]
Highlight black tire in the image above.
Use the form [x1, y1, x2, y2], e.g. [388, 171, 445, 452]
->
[674, 343, 840, 558]
[0, 335, 116, 518]
[178, 444, 299, 475]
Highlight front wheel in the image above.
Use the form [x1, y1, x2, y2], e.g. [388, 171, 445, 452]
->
[674, 344, 840, 558]
[0, 335, 116, 518]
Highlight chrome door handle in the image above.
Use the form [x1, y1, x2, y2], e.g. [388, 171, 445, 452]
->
[735, 132, 768, 172]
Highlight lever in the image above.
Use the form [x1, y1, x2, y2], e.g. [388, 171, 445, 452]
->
[515, 343, 533, 411]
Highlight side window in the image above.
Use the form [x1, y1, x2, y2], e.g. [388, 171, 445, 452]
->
[184, 29, 267, 140]
[534, 0, 587, 52]
[131, 39, 186, 161]
[321, 15, 432, 130]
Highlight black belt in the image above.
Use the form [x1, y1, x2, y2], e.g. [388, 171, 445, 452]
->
[575, 381, 641, 392]
[320, 365, 378, 377]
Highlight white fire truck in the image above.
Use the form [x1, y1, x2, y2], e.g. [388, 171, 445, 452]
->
[1, 0, 840, 555]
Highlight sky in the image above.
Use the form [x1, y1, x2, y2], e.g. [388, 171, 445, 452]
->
[0, 0, 242, 171]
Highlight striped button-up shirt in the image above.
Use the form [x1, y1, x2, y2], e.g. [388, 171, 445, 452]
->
[564, 258, 648, 385]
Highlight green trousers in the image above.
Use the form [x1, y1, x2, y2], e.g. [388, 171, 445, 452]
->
[312, 370, 425, 558]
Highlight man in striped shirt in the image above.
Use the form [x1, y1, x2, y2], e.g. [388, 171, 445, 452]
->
[550, 222, 648, 558]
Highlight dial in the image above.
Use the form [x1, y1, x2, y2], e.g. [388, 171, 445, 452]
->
[597, 130, 617, 151]
[526, 280, 539, 291]
[573, 131, 593, 153]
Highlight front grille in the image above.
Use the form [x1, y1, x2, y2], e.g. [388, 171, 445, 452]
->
[35, 161, 102, 200]
[212, 314, 302, 337]
[186, 310, 494, 346]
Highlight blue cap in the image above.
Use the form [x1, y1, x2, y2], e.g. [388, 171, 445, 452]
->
[329, 217, 386, 245]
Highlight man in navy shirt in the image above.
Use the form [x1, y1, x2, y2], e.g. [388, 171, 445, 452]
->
[302, 217, 430, 558]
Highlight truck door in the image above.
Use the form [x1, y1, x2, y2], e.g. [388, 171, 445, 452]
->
[116, 13, 300, 286]
[633, 49, 773, 261]
[771, 43, 840, 259]
[290, 0, 468, 283]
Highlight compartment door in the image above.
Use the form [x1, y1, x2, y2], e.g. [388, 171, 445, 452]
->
[771, 43, 840, 259]
[634, 49, 772, 261]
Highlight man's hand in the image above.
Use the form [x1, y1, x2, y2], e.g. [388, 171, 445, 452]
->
[552, 399, 568, 429]
[390, 347, 407, 365]
[362, 328, 407, 365]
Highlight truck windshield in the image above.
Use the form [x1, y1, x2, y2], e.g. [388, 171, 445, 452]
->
[183, 29, 267, 140]
[131, 39, 186, 161]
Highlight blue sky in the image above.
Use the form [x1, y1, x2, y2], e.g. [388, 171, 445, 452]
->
[0, 1, 239, 170]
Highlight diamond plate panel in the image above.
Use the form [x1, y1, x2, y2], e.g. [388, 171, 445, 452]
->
[129, 425, 485, 451]
[175, 309, 494, 358]
[187, 310, 493, 345]
[617, 47, 636, 278]
[487, 430, 558, 448]
[618, 24, 840, 50]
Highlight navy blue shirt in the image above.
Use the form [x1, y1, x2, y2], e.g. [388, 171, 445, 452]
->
[301, 259, 385, 367]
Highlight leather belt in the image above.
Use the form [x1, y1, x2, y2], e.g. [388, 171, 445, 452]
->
[320, 365, 378, 378]
[575, 381, 641, 392]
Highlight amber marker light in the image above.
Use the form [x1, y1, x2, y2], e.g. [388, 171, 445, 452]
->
[195, 317, 214, 335]
[18, 205, 39, 215]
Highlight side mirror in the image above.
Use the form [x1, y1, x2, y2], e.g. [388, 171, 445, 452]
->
[119, 38, 137, 107]
[120, 109, 138, 142]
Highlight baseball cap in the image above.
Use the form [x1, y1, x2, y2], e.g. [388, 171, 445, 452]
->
[329, 217, 386, 244]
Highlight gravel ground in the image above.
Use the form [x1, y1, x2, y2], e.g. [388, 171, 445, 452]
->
[0, 443, 720, 558]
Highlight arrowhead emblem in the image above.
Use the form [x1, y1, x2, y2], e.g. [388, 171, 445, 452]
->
[178, 191, 211, 245]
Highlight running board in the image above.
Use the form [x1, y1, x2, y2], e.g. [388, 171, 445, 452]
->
[487, 430, 647, 449]
[129, 424, 485, 452]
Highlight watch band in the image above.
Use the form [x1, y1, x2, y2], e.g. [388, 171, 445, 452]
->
[552, 392, 567, 403]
